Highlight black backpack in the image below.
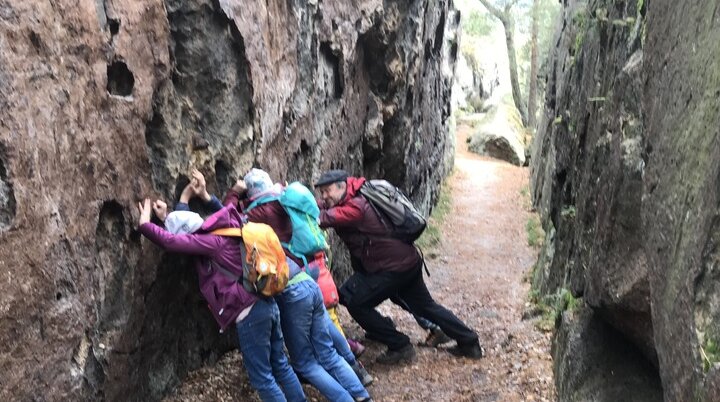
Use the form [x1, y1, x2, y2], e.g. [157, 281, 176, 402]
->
[359, 179, 427, 243]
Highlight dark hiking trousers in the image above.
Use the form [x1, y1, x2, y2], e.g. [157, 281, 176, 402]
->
[339, 263, 478, 351]
[390, 296, 439, 332]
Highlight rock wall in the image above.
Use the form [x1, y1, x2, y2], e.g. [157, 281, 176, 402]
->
[531, 0, 720, 399]
[643, 1, 720, 399]
[0, 0, 458, 400]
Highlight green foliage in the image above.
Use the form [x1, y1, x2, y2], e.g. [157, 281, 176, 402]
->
[526, 215, 544, 248]
[520, 185, 530, 198]
[637, 0, 644, 13]
[462, 10, 493, 37]
[572, 10, 587, 57]
[518, 0, 562, 103]
[531, 287, 582, 332]
[416, 179, 453, 249]
[560, 205, 576, 219]
[701, 336, 720, 373]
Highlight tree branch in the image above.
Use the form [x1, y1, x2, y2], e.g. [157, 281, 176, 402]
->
[477, 0, 504, 19]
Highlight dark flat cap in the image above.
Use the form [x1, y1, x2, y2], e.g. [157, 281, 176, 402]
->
[314, 169, 349, 188]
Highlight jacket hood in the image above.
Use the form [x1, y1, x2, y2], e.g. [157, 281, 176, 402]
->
[200, 204, 244, 232]
[344, 177, 366, 199]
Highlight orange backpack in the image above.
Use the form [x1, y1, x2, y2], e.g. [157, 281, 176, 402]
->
[212, 223, 289, 297]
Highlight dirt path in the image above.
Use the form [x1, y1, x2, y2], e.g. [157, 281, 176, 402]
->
[166, 124, 554, 402]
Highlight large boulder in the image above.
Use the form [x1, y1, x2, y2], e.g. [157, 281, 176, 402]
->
[0, 0, 459, 400]
[468, 102, 526, 165]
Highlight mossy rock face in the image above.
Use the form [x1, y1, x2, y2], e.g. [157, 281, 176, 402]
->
[643, 0, 720, 399]
[532, 0, 720, 399]
[529, 0, 652, 368]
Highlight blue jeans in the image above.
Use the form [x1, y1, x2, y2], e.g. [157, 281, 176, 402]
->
[326, 312, 356, 366]
[275, 280, 369, 401]
[236, 298, 306, 402]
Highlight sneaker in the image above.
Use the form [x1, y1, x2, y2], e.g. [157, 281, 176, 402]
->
[376, 344, 416, 364]
[354, 398, 374, 402]
[448, 341, 484, 359]
[348, 338, 366, 358]
[351, 361, 374, 386]
[419, 328, 452, 347]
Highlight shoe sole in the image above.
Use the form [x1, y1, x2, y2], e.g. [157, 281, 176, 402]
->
[448, 347, 484, 360]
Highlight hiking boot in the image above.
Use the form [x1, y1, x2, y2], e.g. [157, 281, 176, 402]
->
[419, 328, 453, 347]
[351, 361, 374, 386]
[376, 344, 416, 364]
[354, 398, 374, 402]
[448, 341, 484, 360]
[348, 338, 366, 358]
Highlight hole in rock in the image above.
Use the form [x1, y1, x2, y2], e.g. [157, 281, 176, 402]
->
[107, 61, 134, 96]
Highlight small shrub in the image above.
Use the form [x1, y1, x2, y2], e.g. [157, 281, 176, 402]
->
[526, 216, 544, 248]
[560, 206, 576, 219]
[530, 287, 582, 332]
[416, 179, 453, 250]
[702, 337, 720, 373]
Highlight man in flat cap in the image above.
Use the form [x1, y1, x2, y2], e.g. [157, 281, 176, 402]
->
[315, 170, 483, 364]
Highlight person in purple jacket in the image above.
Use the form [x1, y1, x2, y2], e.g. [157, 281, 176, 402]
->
[136, 182, 306, 402]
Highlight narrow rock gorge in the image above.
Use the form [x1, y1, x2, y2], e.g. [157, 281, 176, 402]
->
[0, 0, 458, 400]
[531, 0, 720, 400]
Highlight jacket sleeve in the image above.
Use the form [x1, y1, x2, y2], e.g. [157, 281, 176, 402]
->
[319, 198, 364, 228]
[139, 222, 221, 257]
[206, 195, 223, 213]
[223, 190, 242, 208]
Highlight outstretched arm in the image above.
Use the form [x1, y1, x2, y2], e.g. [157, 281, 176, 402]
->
[138, 198, 221, 256]
[319, 198, 364, 228]
[223, 179, 247, 208]
[175, 169, 223, 212]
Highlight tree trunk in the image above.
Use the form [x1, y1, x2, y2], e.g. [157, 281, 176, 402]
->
[477, 0, 528, 126]
[527, 0, 539, 129]
[502, 15, 528, 126]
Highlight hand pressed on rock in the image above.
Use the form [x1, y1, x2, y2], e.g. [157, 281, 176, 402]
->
[191, 168, 211, 202]
[138, 198, 152, 226]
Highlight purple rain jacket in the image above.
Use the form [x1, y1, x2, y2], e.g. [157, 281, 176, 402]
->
[138, 204, 257, 331]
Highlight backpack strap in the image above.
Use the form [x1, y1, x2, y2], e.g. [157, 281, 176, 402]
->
[209, 228, 256, 293]
[280, 241, 309, 267]
[415, 245, 431, 277]
[210, 228, 243, 237]
[247, 194, 281, 212]
[210, 260, 241, 282]
[209, 228, 243, 280]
